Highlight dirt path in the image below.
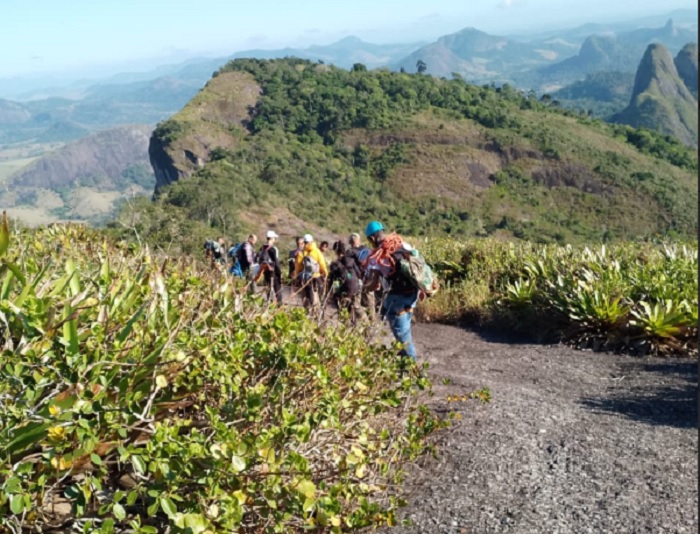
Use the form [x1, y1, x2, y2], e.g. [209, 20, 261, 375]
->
[383, 323, 698, 534]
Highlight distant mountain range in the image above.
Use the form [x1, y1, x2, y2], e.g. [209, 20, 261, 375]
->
[0, 37, 424, 147]
[392, 27, 577, 83]
[1, 9, 698, 228]
[612, 43, 698, 147]
[530, 19, 697, 91]
[384, 18, 697, 94]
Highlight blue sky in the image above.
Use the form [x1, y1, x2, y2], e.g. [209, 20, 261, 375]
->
[2, 0, 696, 77]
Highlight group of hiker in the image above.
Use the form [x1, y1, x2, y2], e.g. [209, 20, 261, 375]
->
[204, 221, 438, 362]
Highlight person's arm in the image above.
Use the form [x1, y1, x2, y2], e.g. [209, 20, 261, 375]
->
[271, 247, 282, 274]
[293, 252, 303, 278]
[246, 243, 255, 265]
[316, 249, 328, 277]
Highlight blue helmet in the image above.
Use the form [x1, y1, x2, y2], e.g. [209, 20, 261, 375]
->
[365, 221, 385, 238]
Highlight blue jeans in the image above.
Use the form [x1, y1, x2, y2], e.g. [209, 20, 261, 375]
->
[381, 292, 419, 360]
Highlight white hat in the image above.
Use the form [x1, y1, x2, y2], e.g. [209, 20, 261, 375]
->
[303, 233, 314, 243]
[266, 230, 279, 239]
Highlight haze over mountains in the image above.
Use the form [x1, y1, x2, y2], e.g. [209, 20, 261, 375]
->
[1, 8, 697, 226]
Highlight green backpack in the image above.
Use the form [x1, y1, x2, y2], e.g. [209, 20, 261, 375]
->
[399, 248, 439, 297]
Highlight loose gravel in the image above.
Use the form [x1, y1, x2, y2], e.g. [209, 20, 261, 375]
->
[381, 323, 698, 534]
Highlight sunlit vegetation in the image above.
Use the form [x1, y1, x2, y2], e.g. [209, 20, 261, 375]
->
[0, 219, 442, 532]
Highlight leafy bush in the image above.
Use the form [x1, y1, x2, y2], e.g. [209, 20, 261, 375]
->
[0, 217, 441, 532]
[419, 237, 698, 356]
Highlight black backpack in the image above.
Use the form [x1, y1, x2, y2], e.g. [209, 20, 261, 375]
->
[236, 243, 249, 265]
[258, 245, 276, 267]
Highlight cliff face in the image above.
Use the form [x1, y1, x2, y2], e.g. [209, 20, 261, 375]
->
[613, 43, 698, 147]
[148, 71, 261, 190]
[674, 42, 699, 96]
[11, 124, 153, 189]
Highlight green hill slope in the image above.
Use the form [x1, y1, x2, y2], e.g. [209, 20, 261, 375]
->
[613, 43, 698, 147]
[127, 59, 697, 253]
[552, 71, 635, 117]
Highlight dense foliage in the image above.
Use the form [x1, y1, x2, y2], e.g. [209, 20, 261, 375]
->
[418, 238, 697, 356]
[0, 218, 441, 532]
[127, 58, 697, 254]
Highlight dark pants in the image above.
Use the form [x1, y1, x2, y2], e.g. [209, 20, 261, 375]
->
[264, 270, 283, 304]
[337, 292, 364, 324]
[301, 277, 322, 311]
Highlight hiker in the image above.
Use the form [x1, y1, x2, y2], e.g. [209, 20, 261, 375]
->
[204, 237, 226, 268]
[236, 234, 257, 279]
[319, 240, 333, 297]
[227, 242, 244, 278]
[329, 240, 364, 324]
[319, 240, 332, 261]
[288, 236, 304, 282]
[293, 234, 328, 311]
[364, 221, 419, 361]
[349, 232, 376, 319]
[256, 231, 283, 304]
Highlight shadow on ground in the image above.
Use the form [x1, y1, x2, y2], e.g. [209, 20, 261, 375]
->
[580, 361, 698, 429]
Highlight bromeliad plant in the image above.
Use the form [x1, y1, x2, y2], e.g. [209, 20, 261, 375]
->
[420, 238, 697, 356]
[0, 216, 441, 533]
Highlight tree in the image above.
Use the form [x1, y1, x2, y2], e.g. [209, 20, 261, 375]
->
[352, 63, 367, 72]
[416, 60, 427, 74]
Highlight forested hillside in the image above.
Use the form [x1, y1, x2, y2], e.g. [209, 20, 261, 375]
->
[121, 59, 698, 253]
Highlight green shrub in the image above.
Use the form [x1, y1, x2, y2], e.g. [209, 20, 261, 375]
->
[0, 219, 441, 532]
[419, 237, 698, 356]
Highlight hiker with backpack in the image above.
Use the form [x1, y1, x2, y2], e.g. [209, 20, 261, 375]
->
[293, 234, 328, 312]
[364, 221, 438, 362]
[204, 238, 226, 268]
[227, 242, 244, 278]
[288, 236, 304, 282]
[256, 231, 283, 304]
[236, 234, 257, 279]
[348, 232, 376, 319]
[329, 240, 365, 324]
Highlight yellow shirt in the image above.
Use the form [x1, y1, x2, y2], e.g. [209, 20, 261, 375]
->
[294, 243, 328, 279]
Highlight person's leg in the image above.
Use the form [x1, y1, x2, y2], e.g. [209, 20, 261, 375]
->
[263, 271, 272, 301]
[311, 278, 321, 309]
[302, 280, 313, 310]
[387, 310, 417, 360]
[362, 288, 376, 320]
[274, 274, 283, 304]
[382, 294, 418, 361]
[351, 292, 364, 325]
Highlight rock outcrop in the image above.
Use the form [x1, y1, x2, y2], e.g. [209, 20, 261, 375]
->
[613, 43, 698, 147]
[674, 42, 699, 96]
[149, 71, 260, 190]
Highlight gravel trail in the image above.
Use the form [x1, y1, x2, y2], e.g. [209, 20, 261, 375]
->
[384, 323, 698, 534]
